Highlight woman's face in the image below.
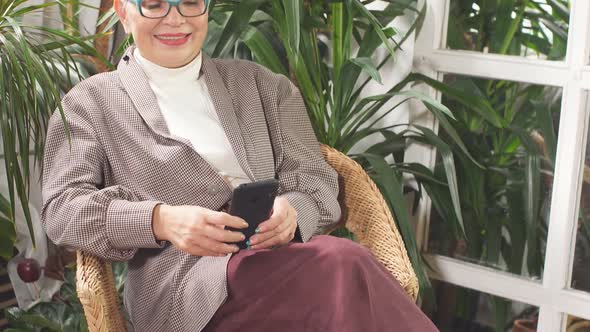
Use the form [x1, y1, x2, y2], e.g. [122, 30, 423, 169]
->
[115, 0, 208, 68]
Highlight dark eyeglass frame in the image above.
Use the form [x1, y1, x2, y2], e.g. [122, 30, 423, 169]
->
[127, 0, 210, 19]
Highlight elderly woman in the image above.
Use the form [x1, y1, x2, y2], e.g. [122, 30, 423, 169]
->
[41, 0, 438, 331]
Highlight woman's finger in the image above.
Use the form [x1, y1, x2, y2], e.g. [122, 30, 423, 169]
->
[256, 198, 289, 233]
[173, 234, 230, 257]
[184, 245, 226, 257]
[251, 210, 297, 249]
[192, 234, 240, 255]
[208, 211, 249, 229]
[255, 213, 284, 234]
[202, 223, 245, 243]
[249, 212, 291, 246]
[249, 210, 288, 245]
[250, 224, 294, 249]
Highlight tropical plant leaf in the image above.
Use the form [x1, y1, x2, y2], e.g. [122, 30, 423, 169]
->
[361, 153, 434, 302]
[411, 126, 466, 239]
[0, 0, 107, 253]
[365, 133, 406, 160]
[423, 104, 484, 169]
[396, 162, 448, 186]
[408, 73, 504, 128]
[506, 179, 526, 275]
[352, 0, 398, 56]
[241, 26, 287, 76]
[349, 57, 382, 84]
[524, 150, 541, 275]
[283, 0, 301, 64]
[5, 307, 62, 332]
[0, 215, 16, 260]
[492, 296, 509, 332]
[211, 0, 266, 58]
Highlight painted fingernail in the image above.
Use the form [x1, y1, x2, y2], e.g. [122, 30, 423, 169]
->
[246, 240, 251, 246]
[255, 227, 261, 233]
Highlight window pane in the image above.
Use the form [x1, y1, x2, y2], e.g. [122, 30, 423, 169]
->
[427, 74, 562, 280]
[446, 0, 570, 61]
[572, 93, 590, 292]
[424, 280, 539, 332]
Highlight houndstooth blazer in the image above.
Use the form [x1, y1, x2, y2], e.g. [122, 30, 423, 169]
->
[41, 46, 341, 332]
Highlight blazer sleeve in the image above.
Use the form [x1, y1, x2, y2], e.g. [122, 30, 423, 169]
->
[274, 80, 342, 242]
[41, 95, 163, 261]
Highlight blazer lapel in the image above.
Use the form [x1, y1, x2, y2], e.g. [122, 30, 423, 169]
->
[201, 55, 256, 181]
[117, 47, 172, 137]
[117, 47, 256, 181]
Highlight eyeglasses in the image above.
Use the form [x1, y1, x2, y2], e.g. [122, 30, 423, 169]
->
[127, 0, 209, 19]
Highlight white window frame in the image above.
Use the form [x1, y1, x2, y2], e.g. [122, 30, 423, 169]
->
[410, 1, 590, 331]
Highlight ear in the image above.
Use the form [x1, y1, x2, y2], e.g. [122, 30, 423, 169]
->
[114, 0, 131, 34]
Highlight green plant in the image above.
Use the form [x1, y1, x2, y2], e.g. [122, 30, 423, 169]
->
[0, 0, 112, 261]
[447, 0, 569, 60]
[424, 0, 570, 330]
[4, 262, 128, 332]
[429, 75, 560, 330]
[204, 0, 480, 301]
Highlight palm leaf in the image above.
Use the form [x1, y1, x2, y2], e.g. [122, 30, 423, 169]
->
[0, 0, 107, 250]
[361, 153, 434, 302]
[211, 0, 266, 58]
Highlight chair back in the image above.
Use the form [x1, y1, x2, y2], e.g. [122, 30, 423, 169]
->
[77, 251, 127, 331]
[320, 145, 418, 300]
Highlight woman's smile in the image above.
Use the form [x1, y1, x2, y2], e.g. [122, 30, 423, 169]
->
[155, 33, 192, 46]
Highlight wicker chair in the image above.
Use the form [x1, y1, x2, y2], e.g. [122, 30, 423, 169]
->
[76, 144, 419, 332]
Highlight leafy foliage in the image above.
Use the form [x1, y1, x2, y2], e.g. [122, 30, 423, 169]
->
[4, 263, 127, 332]
[0, 0, 110, 260]
[448, 0, 569, 59]
[204, 0, 480, 300]
[426, 0, 570, 330]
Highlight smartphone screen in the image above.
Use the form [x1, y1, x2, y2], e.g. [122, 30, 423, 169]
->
[227, 178, 279, 249]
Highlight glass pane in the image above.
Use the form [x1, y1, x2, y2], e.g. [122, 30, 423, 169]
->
[427, 74, 562, 280]
[572, 93, 590, 292]
[424, 280, 538, 332]
[446, 0, 570, 61]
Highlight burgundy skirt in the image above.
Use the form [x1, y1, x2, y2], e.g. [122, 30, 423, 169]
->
[203, 235, 438, 332]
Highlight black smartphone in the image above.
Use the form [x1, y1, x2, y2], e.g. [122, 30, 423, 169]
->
[227, 178, 279, 249]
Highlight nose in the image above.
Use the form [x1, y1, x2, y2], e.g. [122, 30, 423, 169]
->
[162, 5, 185, 25]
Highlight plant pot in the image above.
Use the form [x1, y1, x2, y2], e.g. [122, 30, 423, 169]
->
[513, 318, 537, 332]
[568, 320, 590, 332]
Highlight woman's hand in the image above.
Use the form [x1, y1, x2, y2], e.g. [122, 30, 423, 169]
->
[249, 197, 297, 249]
[152, 204, 248, 257]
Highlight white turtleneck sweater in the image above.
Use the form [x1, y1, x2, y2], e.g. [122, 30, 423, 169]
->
[134, 49, 250, 188]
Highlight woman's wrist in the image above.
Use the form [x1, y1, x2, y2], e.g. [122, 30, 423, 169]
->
[152, 204, 170, 241]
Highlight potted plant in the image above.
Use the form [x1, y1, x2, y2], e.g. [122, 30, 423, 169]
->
[1, 0, 113, 328]
[0, 0, 112, 261]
